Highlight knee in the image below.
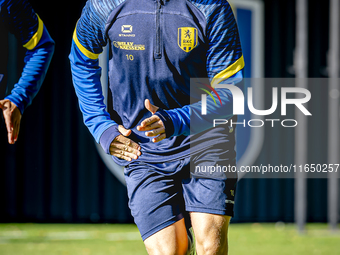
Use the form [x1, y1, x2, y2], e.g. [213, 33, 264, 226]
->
[143, 219, 188, 255]
[195, 236, 228, 255]
[144, 234, 188, 255]
[145, 243, 188, 255]
[191, 213, 231, 255]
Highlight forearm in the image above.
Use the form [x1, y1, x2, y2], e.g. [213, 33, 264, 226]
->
[5, 25, 54, 113]
[69, 40, 120, 152]
[155, 73, 243, 137]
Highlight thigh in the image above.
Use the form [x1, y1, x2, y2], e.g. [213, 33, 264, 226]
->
[144, 218, 188, 255]
[185, 139, 238, 216]
[124, 161, 186, 241]
[182, 156, 236, 254]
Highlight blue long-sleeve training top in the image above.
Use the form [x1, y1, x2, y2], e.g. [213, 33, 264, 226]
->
[69, 0, 244, 167]
[0, 0, 55, 114]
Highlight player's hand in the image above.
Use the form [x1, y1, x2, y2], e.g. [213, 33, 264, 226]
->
[137, 99, 166, 143]
[109, 125, 141, 161]
[0, 99, 22, 144]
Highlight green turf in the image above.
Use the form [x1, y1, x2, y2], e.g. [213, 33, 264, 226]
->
[0, 224, 147, 255]
[229, 223, 340, 255]
[0, 223, 339, 254]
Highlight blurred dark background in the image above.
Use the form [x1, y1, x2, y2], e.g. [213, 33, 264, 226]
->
[0, 0, 335, 224]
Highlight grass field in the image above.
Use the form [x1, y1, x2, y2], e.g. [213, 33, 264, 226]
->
[0, 223, 339, 255]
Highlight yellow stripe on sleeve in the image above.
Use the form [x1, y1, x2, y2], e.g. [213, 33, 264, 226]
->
[73, 23, 100, 60]
[23, 14, 43, 50]
[211, 55, 245, 87]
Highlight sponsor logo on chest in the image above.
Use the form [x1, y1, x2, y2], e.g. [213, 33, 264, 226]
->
[114, 25, 145, 50]
[119, 25, 135, 37]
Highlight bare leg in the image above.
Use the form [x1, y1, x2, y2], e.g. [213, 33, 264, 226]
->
[144, 218, 189, 255]
[190, 212, 230, 255]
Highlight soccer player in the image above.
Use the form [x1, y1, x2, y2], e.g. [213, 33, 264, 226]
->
[0, 0, 55, 144]
[70, 0, 244, 254]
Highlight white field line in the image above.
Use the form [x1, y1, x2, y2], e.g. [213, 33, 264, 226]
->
[0, 231, 28, 239]
[0, 230, 142, 241]
[106, 232, 142, 241]
[45, 231, 96, 240]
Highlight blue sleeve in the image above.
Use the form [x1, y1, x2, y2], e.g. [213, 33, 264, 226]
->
[155, 1, 244, 137]
[3, 0, 54, 113]
[69, 0, 122, 154]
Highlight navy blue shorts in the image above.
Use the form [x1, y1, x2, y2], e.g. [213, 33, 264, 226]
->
[124, 155, 237, 241]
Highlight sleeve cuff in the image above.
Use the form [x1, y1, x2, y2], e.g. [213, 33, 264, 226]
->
[154, 108, 175, 138]
[5, 95, 25, 114]
[99, 125, 121, 154]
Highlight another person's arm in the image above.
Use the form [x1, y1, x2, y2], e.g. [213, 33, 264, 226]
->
[0, 0, 55, 144]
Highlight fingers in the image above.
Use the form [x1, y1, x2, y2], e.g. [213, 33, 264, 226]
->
[110, 134, 141, 162]
[137, 101, 166, 143]
[118, 125, 132, 136]
[0, 100, 12, 133]
[4, 121, 20, 144]
[151, 133, 166, 143]
[13, 117, 20, 142]
[144, 99, 159, 114]
[145, 127, 166, 143]
[145, 127, 165, 137]
[3, 109, 13, 143]
[137, 116, 166, 143]
[1, 100, 21, 144]
[138, 115, 160, 128]
[109, 145, 141, 161]
[137, 117, 163, 131]
[114, 133, 140, 150]
[7, 118, 20, 144]
[7, 122, 14, 144]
